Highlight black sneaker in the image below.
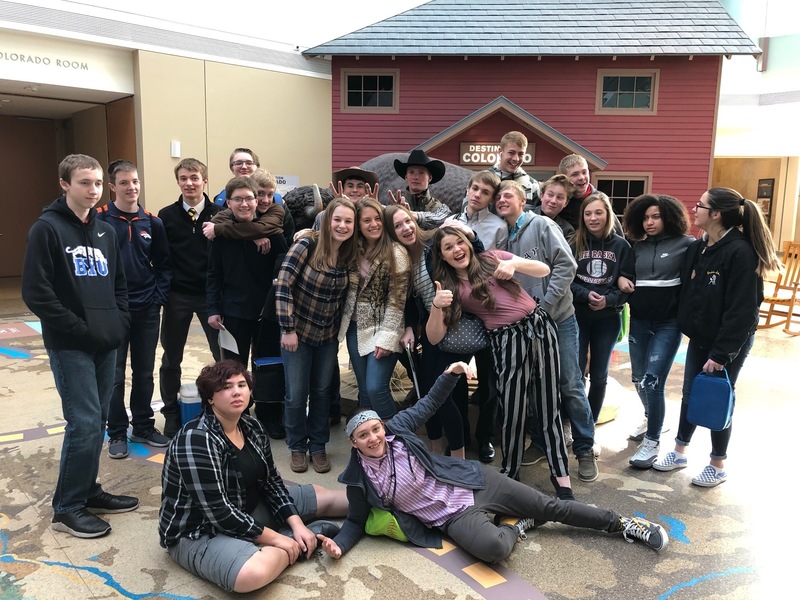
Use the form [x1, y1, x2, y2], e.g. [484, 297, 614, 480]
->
[495, 515, 537, 541]
[130, 428, 171, 447]
[620, 516, 669, 551]
[86, 491, 139, 514]
[107, 436, 128, 459]
[52, 509, 111, 538]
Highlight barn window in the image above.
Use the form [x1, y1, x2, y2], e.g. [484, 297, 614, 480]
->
[341, 69, 399, 113]
[595, 174, 651, 216]
[596, 70, 659, 115]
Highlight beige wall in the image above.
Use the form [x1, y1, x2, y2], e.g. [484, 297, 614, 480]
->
[712, 156, 799, 248]
[135, 52, 209, 210]
[135, 51, 332, 213]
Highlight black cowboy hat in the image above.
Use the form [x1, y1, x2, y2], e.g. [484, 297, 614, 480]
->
[393, 149, 446, 184]
[332, 166, 379, 188]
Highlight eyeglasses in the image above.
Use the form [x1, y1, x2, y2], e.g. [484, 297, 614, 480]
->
[232, 160, 255, 168]
[695, 202, 713, 211]
[228, 196, 256, 204]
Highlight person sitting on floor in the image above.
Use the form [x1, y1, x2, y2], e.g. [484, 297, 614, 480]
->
[316, 362, 668, 565]
[158, 359, 348, 593]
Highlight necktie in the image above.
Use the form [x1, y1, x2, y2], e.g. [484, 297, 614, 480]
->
[187, 207, 197, 222]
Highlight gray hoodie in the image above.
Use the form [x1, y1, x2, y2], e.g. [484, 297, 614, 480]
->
[506, 211, 577, 324]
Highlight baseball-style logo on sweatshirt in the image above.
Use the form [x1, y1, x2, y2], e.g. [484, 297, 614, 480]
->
[65, 245, 110, 277]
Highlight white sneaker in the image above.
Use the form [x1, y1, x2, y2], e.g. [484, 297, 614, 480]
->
[629, 438, 659, 469]
[628, 418, 648, 442]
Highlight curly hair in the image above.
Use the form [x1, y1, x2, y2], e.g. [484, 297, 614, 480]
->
[624, 194, 689, 241]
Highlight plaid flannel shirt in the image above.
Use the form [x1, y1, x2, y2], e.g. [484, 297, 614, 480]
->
[275, 237, 351, 346]
[158, 411, 298, 548]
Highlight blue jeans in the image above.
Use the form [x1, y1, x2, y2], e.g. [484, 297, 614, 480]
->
[282, 339, 338, 454]
[555, 314, 595, 456]
[48, 348, 116, 513]
[159, 290, 221, 417]
[675, 335, 754, 460]
[346, 322, 399, 419]
[108, 304, 161, 439]
[628, 317, 682, 442]
[577, 312, 622, 422]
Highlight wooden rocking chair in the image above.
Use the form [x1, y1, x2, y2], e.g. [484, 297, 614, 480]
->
[759, 241, 800, 336]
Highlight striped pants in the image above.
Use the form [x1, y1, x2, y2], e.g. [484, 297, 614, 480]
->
[489, 307, 569, 481]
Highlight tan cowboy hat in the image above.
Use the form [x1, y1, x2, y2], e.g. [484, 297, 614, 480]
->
[393, 149, 446, 184]
[332, 166, 379, 188]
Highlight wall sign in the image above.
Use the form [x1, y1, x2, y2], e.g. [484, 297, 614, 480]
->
[459, 142, 534, 167]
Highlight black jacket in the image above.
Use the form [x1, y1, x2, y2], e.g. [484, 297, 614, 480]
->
[677, 229, 763, 365]
[22, 197, 129, 352]
[158, 195, 219, 296]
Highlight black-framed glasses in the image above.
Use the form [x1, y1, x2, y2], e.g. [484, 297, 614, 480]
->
[695, 202, 712, 211]
[229, 195, 256, 204]
[232, 160, 255, 168]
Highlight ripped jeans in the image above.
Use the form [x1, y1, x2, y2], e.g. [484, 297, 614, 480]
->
[628, 317, 683, 442]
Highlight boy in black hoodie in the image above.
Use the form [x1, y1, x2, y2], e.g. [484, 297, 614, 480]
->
[22, 154, 139, 539]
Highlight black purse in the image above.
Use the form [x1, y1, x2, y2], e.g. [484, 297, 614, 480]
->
[438, 312, 489, 355]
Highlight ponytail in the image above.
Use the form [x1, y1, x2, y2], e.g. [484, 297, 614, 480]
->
[706, 187, 781, 277]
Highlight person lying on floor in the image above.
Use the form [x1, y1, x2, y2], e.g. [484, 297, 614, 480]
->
[158, 359, 348, 593]
[317, 362, 668, 564]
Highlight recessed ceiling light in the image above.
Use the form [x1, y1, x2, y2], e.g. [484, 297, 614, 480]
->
[0, 99, 11, 103]
[23, 86, 40, 92]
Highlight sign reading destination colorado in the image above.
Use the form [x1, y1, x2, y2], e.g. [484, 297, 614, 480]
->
[459, 143, 534, 167]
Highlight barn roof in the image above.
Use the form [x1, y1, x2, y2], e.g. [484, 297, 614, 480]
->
[305, 0, 760, 58]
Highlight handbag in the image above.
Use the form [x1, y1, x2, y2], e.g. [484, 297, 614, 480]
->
[438, 312, 489, 355]
[687, 368, 735, 431]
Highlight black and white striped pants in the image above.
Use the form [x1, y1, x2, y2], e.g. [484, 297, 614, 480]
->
[489, 307, 569, 481]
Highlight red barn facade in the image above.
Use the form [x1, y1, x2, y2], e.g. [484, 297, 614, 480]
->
[307, 0, 759, 216]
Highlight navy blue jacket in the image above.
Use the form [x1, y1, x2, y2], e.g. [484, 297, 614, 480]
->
[96, 202, 171, 310]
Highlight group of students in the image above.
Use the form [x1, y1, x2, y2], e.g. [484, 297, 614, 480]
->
[22, 140, 780, 593]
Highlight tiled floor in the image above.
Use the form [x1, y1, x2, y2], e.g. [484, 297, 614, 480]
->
[0, 278, 796, 599]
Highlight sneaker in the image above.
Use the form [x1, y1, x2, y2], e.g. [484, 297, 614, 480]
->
[629, 438, 659, 469]
[311, 451, 331, 473]
[628, 418, 648, 442]
[562, 421, 573, 447]
[691, 465, 727, 487]
[107, 436, 128, 459]
[291, 451, 308, 473]
[620, 516, 668, 551]
[652, 451, 688, 472]
[577, 452, 599, 482]
[521, 443, 546, 466]
[496, 516, 537, 541]
[130, 428, 171, 447]
[86, 491, 139, 514]
[52, 509, 111, 538]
